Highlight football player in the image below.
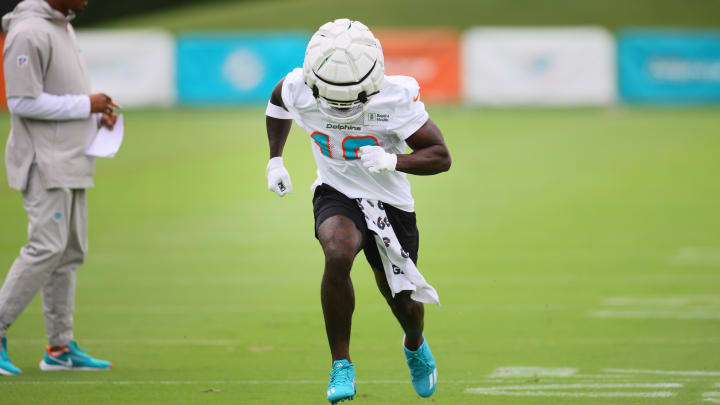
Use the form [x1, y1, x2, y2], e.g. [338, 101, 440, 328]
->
[264, 19, 450, 403]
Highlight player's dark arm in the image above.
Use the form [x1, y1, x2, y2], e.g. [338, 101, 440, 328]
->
[267, 79, 292, 158]
[396, 119, 451, 175]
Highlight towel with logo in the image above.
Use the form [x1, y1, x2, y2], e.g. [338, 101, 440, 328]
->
[356, 198, 440, 305]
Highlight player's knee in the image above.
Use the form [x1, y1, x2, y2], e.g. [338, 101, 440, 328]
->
[321, 234, 360, 272]
[323, 245, 356, 272]
[318, 217, 362, 271]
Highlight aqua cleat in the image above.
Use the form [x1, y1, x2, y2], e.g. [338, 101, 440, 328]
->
[327, 359, 356, 404]
[0, 336, 22, 376]
[39, 341, 112, 371]
[404, 336, 438, 397]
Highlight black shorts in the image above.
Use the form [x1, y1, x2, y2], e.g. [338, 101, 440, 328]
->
[312, 184, 419, 270]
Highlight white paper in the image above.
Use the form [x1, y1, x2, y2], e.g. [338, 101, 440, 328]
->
[86, 114, 124, 158]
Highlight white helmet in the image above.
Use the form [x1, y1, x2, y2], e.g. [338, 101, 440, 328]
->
[303, 19, 385, 123]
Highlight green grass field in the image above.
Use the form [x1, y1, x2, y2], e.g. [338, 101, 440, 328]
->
[0, 107, 719, 404]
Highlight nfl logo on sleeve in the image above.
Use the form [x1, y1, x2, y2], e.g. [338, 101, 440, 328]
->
[17, 55, 29, 68]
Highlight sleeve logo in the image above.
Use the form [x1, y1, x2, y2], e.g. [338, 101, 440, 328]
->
[17, 55, 29, 68]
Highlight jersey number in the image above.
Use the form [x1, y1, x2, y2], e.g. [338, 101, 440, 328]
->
[311, 132, 378, 160]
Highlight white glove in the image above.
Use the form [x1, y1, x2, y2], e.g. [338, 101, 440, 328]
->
[266, 157, 293, 197]
[359, 145, 397, 174]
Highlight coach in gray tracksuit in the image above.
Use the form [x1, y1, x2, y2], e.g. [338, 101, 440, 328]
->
[0, 0, 116, 375]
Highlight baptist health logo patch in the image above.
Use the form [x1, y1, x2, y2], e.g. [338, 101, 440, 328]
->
[364, 111, 391, 125]
[17, 55, 29, 68]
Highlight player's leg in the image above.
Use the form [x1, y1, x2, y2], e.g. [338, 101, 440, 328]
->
[365, 202, 424, 348]
[0, 167, 72, 375]
[317, 215, 362, 404]
[39, 189, 111, 372]
[317, 215, 363, 363]
[370, 270, 424, 349]
[365, 205, 438, 397]
[370, 266, 437, 397]
[312, 185, 367, 403]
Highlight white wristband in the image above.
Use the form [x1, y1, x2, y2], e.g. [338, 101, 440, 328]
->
[266, 101, 292, 120]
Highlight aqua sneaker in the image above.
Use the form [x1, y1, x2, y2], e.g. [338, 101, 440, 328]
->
[327, 359, 356, 404]
[0, 336, 22, 376]
[404, 336, 438, 397]
[39, 341, 112, 371]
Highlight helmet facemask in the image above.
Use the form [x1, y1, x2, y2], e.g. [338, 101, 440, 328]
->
[316, 97, 367, 123]
[312, 86, 377, 124]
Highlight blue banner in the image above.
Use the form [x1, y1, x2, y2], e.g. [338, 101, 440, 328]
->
[177, 32, 309, 105]
[619, 30, 720, 104]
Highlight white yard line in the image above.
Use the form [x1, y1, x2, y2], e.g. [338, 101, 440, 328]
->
[466, 390, 675, 398]
[0, 379, 653, 386]
[0, 378, 706, 388]
[592, 295, 720, 320]
[0, 379, 564, 386]
[0, 380, 323, 386]
[669, 247, 720, 266]
[8, 338, 300, 346]
[466, 383, 681, 398]
[490, 367, 578, 377]
[474, 383, 682, 389]
[605, 369, 720, 376]
[588, 310, 720, 320]
[11, 337, 720, 346]
[517, 337, 720, 344]
[603, 297, 691, 306]
[0, 379, 603, 386]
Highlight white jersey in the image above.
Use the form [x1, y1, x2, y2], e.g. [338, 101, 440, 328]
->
[281, 68, 428, 212]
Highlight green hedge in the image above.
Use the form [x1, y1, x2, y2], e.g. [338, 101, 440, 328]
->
[1, 0, 239, 28]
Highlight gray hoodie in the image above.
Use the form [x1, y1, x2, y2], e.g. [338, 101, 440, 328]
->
[3, 0, 95, 190]
[2, 0, 73, 32]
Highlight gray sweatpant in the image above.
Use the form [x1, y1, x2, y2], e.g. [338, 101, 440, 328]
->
[0, 164, 87, 347]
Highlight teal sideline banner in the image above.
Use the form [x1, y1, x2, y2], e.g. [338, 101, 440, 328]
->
[177, 32, 309, 105]
[619, 30, 720, 104]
